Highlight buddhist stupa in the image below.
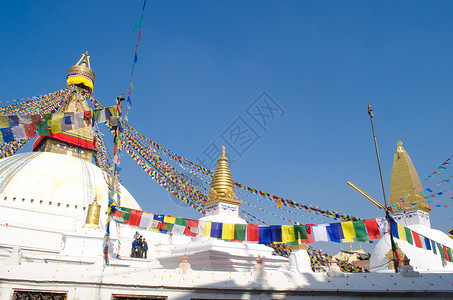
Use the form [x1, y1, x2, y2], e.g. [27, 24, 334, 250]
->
[32, 52, 96, 161]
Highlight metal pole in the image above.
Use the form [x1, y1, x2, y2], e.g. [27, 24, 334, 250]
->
[367, 104, 388, 208]
[367, 104, 398, 273]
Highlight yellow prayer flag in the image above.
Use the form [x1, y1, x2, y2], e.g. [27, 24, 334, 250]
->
[202, 222, 212, 237]
[341, 221, 356, 239]
[109, 106, 118, 117]
[0, 116, 9, 128]
[49, 118, 62, 133]
[222, 223, 235, 240]
[397, 224, 407, 241]
[281, 225, 295, 243]
[130, 79, 134, 90]
[164, 215, 176, 224]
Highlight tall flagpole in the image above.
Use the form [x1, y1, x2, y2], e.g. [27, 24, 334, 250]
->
[367, 104, 399, 273]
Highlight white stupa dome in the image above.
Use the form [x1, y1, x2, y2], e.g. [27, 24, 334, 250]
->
[0, 152, 141, 251]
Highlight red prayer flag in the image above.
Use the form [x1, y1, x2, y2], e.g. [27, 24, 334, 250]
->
[187, 219, 199, 228]
[247, 224, 259, 241]
[365, 218, 381, 239]
[24, 123, 37, 138]
[412, 231, 422, 248]
[443, 245, 450, 261]
[128, 209, 143, 226]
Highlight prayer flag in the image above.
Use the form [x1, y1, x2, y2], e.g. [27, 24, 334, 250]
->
[442, 245, 450, 261]
[424, 237, 432, 251]
[432, 240, 437, 254]
[258, 226, 271, 244]
[0, 116, 9, 128]
[172, 224, 185, 235]
[164, 215, 176, 224]
[234, 224, 246, 241]
[270, 225, 282, 243]
[12, 126, 26, 140]
[448, 248, 453, 262]
[404, 227, 414, 245]
[7, 116, 19, 127]
[294, 225, 308, 240]
[353, 220, 368, 242]
[1, 128, 14, 143]
[138, 212, 154, 228]
[312, 224, 329, 242]
[19, 115, 32, 124]
[247, 224, 259, 241]
[222, 223, 235, 240]
[154, 214, 164, 222]
[364, 218, 381, 239]
[128, 209, 143, 226]
[210, 222, 222, 239]
[174, 218, 187, 226]
[24, 123, 37, 138]
[327, 223, 344, 243]
[341, 221, 356, 242]
[30, 114, 42, 123]
[412, 231, 422, 248]
[397, 224, 407, 242]
[281, 225, 295, 243]
[49, 118, 62, 133]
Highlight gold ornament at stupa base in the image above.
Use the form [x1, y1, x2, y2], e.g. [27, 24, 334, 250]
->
[204, 146, 241, 206]
[389, 141, 430, 213]
[84, 197, 101, 229]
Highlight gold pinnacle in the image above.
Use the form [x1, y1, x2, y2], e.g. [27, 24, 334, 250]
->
[204, 146, 241, 206]
[390, 141, 430, 213]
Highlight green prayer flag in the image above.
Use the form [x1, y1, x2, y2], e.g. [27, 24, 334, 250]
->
[353, 220, 368, 242]
[93, 109, 101, 122]
[164, 223, 174, 231]
[174, 218, 187, 226]
[36, 121, 49, 136]
[405, 227, 414, 245]
[133, 16, 143, 32]
[294, 225, 307, 240]
[437, 243, 445, 259]
[234, 224, 246, 241]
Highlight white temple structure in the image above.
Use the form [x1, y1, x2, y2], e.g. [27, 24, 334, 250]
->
[1, 55, 453, 299]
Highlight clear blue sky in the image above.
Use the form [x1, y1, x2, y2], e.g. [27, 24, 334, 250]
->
[2, 1, 453, 254]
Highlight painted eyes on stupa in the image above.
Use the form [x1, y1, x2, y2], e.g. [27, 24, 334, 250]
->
[57, 143, 68, 150]
[57, 143, 85, 154]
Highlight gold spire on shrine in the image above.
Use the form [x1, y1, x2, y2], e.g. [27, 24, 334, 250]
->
[390, 141, 431, 213]
[204, 146, 241, 206]
[67, 52, 95, 93]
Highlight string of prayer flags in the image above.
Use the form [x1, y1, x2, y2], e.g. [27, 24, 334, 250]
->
[388, 217, 453, 262]
[0, 87, 74, 117]
[126, 0, 147, 120]
[0, 106, 118, 144]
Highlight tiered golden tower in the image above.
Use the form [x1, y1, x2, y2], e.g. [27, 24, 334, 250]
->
[204, 146, 241, 206]
[389, 141, 430, 212]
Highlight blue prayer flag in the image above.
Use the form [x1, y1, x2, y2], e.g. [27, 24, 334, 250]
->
[425, 237, 432, 250]
[259, 226, 271, 244]
[1, 128, 14, 143]
[270, 225, 282, 243]
[211, 222, 222, 239]
[7, 116, 19, 127]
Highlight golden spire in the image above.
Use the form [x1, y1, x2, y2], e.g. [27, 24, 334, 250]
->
[390, 141, 430, 213]
[349, 243, 353, 252]
[67, 52, 95, 93]
[204, 146, 241, 206]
